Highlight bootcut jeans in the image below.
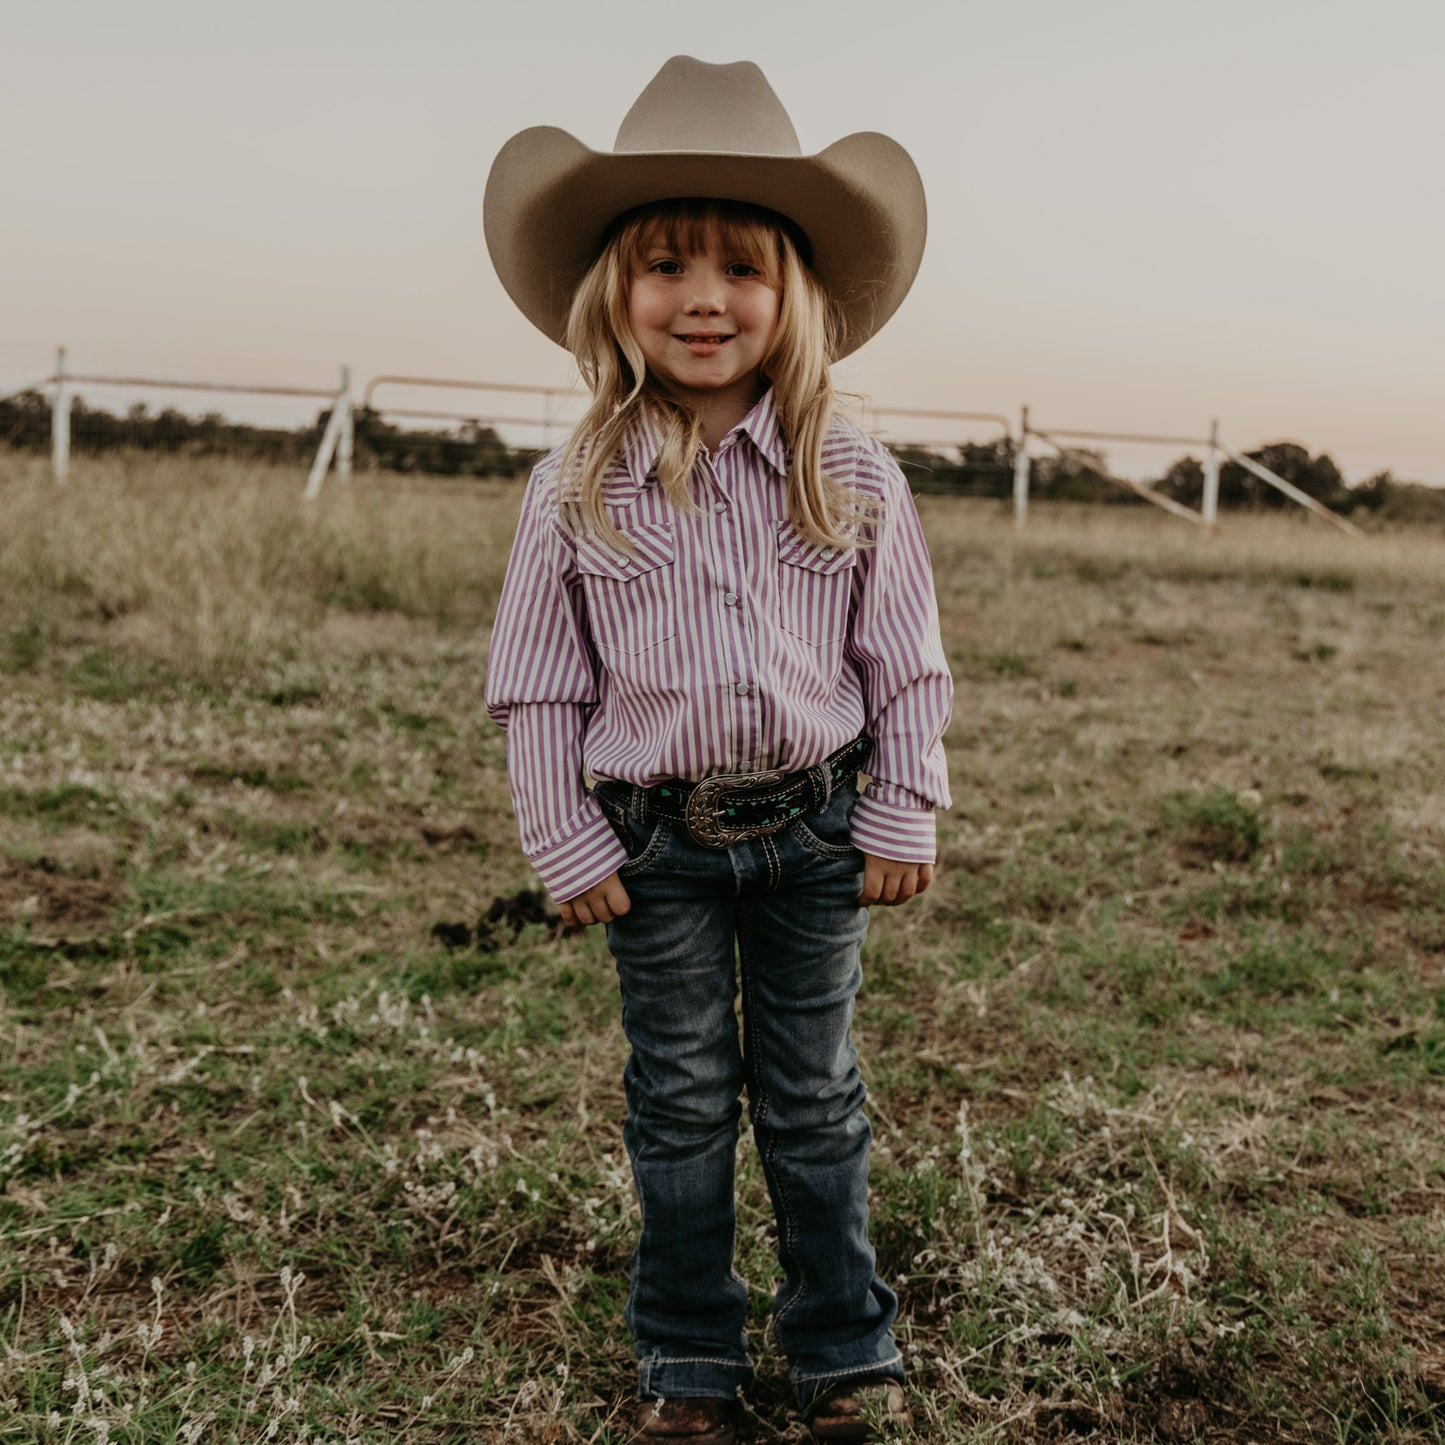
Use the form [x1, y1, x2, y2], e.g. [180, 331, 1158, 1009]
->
[595, 777, 904, 1406]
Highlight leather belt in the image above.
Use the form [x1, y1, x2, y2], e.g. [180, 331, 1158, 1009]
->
[639, 736, 872, 849]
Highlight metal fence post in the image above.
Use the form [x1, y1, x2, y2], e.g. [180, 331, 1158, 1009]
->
[337, 366, 353, 481]
[52, 346, 71, 484]
[304, 376, 349, 501]
[1202, 418, 1220, 528]
[1012, 404, 1030, 528]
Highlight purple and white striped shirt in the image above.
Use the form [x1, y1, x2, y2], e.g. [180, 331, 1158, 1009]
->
[484, 390, 954, 902]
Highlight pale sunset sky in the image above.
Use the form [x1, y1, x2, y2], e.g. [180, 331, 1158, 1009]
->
[3, 0, 1441, 484]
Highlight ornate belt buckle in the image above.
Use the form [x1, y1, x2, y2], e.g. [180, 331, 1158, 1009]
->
[684, 769, 788, 849]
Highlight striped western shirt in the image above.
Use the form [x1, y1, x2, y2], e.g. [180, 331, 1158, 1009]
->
[484, 390, 954, 902]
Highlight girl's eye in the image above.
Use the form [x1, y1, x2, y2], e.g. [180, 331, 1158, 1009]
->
[725, 263, 760, 278]
[650, 259, 683, 276]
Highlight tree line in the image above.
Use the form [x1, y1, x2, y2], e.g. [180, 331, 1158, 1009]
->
[3, 389, 1441, 524]
[896, 437, 1445, 525]
[0, 391, 522, 478]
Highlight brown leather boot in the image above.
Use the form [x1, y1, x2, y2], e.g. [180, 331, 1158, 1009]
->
[806, 1376, 909, 1441]
[632, 1396, 737, 1444]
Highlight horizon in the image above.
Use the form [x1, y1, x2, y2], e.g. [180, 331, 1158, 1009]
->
[4, 0, 1442, 488]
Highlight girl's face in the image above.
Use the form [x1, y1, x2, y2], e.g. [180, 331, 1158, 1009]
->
[627, 223, 781, 423]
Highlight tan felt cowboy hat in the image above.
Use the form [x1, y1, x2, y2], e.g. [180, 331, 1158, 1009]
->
[484, 55, 926, 360]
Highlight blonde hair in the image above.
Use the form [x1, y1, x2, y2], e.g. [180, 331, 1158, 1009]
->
[559, 199, 865, 550]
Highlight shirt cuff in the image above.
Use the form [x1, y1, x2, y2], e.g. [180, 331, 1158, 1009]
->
[527, 800, 630, 903]
[850, 789, 938, 864]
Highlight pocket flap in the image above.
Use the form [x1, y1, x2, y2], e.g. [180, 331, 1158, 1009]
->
[576, 521, 675, 582]
[776, 524, 858, 576]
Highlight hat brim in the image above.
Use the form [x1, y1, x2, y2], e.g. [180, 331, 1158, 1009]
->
[484, 126, 926, 360]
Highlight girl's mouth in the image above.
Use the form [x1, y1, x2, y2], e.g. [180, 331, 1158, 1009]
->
[674, 334, 733, 350]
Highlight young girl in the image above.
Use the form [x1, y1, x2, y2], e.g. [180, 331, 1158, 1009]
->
[483, 57, 953, 1444]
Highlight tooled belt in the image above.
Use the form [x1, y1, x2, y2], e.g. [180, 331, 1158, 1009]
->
[642, 736, 872, 849]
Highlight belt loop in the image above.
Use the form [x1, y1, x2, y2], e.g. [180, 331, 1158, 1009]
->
[808, 760, 832, 812]
[629, 784, 651, 826]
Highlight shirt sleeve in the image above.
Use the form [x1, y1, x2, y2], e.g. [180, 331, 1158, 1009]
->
[484, 466, 628, 900]
[843, 441, 955, 864]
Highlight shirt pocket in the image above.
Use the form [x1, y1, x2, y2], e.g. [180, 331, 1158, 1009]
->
[776, 524, 857, 646]
[576, 521, 677, 655]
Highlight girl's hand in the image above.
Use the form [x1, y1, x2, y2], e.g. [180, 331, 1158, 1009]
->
[860, 854, 934, 907]
[559, 872, 632, 930]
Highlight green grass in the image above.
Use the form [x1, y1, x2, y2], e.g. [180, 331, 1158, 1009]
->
[2, 468, 1444, 1441]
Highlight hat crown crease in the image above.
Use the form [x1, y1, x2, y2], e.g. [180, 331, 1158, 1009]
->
[613, 56, 802, 157]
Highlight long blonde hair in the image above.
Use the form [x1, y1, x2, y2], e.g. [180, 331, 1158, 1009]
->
[559, 199, 864, 550]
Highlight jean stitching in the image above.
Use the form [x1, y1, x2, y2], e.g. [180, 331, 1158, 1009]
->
[598, 783, 672, 877]
[643, 1356, 754, 1368]
[624, 1146, 644, 1341]
[770, 1137, 807, 1329]
[739, 923, 791, 1324]
[618, 817, 669, 878]
[741, 912, 807, 1331]
[792, 820, 857, 860]
[792, 1351, 904, 1384]
[761, 832, 781, 889]
[740, 929, 765, 1131]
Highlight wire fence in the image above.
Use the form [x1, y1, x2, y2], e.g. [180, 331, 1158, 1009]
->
[6, 341, 1424, 536]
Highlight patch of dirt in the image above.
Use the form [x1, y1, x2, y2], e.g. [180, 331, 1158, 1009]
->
[334, 806, 485, 855]
[420, 820, 478, 850]
[1119, 1338, 1255, 1445]
[0, 854, 125, 933]
[334, 809, 401, 852]
[431, 888, 564, 953]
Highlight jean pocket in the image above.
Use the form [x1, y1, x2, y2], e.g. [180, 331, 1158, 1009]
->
[597, 789, 670, 877]
[792, 820, 861, 861]
[791, 788, 862, 861]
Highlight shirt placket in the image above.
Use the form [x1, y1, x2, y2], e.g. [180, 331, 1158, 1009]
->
[700, 443, 760, 773]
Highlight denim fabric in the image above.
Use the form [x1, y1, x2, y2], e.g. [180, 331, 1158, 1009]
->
[596, 778, 904, 1405]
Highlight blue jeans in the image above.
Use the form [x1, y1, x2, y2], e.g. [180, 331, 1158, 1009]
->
[596, 778, 904, 1406]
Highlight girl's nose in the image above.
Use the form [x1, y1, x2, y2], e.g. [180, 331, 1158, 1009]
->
[683, 272, 726, 313]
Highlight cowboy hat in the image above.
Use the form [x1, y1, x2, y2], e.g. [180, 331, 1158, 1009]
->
[484, 55, 926, 359]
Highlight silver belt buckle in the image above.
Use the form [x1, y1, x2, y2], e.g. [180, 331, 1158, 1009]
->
[684, 769, 788, 849]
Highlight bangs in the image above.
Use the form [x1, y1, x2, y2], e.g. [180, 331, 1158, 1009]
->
[564, 193, 850, 552]
[615, 199, 809, 285]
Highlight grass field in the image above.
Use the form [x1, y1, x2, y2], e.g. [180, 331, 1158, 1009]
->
[2, 454, 1443, 1443]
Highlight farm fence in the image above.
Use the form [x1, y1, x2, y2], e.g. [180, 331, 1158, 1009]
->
[1, 344, 1360, 537]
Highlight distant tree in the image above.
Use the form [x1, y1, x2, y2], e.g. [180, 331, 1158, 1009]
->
[1219, 441, 1347, 510]
[1344, 470, 1393, 513]
[0, 392, 535, 477]
[352, 409, 516, 477]
[0, 389, 51, 449]
[1370, 478, 1445, 528]
[1156, 455, 1205, 506]
[1032, 446, 1135, 504]
[887, 437, 1014, 497]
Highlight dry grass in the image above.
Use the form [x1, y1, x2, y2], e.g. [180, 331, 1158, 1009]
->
[0, 453, 520, 680]
[1, 454, 1444, 1443]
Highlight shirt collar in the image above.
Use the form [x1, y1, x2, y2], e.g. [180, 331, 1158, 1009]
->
[735, 389, 789, 476]
[619, 405, 667, 488]
[619, 388, 789, 487]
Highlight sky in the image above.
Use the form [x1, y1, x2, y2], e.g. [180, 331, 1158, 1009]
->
[3, 0, 1442, 485]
